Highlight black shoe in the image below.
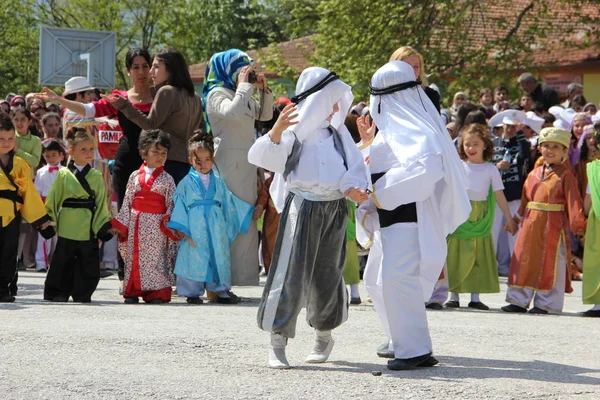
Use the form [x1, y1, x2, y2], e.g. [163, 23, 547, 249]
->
[50, 296, 69, 302]
[186, 297, 204, 304]
[444, 301, 460, 308]
[17, 259, 26, 271]
[73, 298, 91, 303]
[99, 269, 114, 278]
[0, 293, 15, 302]
[387, 353, 432, 371]
[36, 268, 48, 273]
[124, 297, 139, 304]
[528, 306, 548, 314]
[217, 292, 240, 304]
[501, 304, 527, 313]
[468, 301, 489, 310]
[417, 356, 439, 367]
[581, 309, 600, 318]
[426, 302, 443, 310]
[147, 299, 165, 304]
[376, 342, 394, 359]
[350, 297, 362, 305]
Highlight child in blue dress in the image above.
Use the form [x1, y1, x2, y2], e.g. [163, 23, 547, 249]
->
[168, 131, 253, 304]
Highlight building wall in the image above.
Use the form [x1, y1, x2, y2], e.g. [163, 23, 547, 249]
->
[583, 74, 600, 107]
[541, 65, 600, 106]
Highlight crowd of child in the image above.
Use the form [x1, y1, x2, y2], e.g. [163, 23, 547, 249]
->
[1, 49, 599, 326]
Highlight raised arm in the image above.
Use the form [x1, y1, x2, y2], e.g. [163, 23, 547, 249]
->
[207, 83, 258, 120]
[247, 104, 298, 173]
[34, 87, 86, 116]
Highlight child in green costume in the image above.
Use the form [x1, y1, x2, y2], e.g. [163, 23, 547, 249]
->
[445, 124, 517, 310]
[582, 155, 600, 317]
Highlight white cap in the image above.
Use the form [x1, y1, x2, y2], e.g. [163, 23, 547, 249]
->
[553, 119, 570, 130]
[548, 105, 564, 120]
[487, 109, 526, 128]
[559, 108, 577, 126]
[523, 112, 545, 134]
[63, 76, 93, 96]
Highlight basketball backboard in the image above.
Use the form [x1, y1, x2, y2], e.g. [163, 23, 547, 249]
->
[39, 26, 116, 88]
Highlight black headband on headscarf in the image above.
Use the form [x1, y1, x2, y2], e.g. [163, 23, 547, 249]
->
[369, 79, 422, 113]
[291, 72, 340, 105]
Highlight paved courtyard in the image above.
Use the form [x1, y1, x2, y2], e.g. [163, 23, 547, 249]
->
[2, 272, 599, 399]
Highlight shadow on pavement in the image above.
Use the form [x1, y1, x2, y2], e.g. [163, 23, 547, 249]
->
[432, 307, 586, 318]
[327, 358, 600, 384]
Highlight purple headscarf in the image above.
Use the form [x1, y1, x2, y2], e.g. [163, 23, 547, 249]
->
[568, 113, 593, 166]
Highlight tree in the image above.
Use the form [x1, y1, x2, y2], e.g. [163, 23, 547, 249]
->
[158, 0, 286, 64]
[303, 0, 600, 103]
[0, 1, 41, 96]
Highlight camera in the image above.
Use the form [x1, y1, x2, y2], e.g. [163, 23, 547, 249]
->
[248, 70, 257, 84]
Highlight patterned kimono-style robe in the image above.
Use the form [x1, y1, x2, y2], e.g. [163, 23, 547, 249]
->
[112, 165, 176, 292]
[509, 163, 586, 293]
[168, 168, 253, 291]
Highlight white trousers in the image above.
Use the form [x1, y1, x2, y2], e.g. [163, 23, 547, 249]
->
[506, 239, 567, 313]
[492, 199, 521, 275]
[35, 233, 57, 269]
[364, 223, 433, 359]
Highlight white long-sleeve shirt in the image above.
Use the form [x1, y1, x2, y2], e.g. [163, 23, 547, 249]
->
[34, 164, 62, 199]
[248, 121, 367, 204]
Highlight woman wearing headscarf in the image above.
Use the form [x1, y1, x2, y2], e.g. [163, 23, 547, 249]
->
[356, 61, 470, 370]
[248, 67, 368, 369]
[203, 49, 274, 287]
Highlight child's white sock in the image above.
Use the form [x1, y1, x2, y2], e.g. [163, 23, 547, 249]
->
[350, 284, 360, 298]
[592, 304, 600, 311]
[450, 292, 459, 302]
[471, 293, 480, 302]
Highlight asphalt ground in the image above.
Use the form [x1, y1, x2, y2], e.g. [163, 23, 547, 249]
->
[2, 272, 599, 400]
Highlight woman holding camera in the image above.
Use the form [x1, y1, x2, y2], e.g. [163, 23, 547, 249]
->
[202, 49, 274, 287]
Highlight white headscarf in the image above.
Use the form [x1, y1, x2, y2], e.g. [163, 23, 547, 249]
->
[369, 60, 470, 240]
[269, 67, 355, 212]
[290, 67, 354, 142]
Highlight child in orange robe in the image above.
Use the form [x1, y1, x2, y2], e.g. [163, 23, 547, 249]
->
[502, 128, 586, 314]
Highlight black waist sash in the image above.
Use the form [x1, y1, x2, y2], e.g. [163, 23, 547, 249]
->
[62, 198, 96, 210]
[371, 172, 417, 227]
[0, 189, 23, 204]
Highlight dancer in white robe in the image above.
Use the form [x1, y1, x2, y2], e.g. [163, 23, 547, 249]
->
[357, 61, 470, 370]
[248, 67, 368, 369]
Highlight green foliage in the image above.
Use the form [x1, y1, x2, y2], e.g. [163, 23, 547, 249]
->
[159, 0, 285, 64]
[1, 0, 287, 95]
[0, 1, 40, 96]
[2, 0, 598, 104]
[304, 0, 599, 104]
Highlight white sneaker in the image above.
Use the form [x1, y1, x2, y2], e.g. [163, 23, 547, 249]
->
[305, 330, 334, 363]
[269, 333, 291, 369]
